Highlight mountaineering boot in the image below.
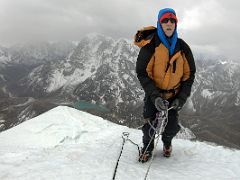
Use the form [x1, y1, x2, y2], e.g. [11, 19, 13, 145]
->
[163, 144, 172, 157]
[139, 148, 152, 163]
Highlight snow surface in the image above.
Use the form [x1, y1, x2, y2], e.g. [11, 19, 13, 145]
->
[0, 106, 240, 180]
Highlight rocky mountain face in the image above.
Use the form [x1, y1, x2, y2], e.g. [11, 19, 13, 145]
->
[182, 59, 240, 148]
[0, 35, 239, 149]
[0, 42, 76, 130]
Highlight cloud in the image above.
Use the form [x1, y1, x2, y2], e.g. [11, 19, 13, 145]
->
[0, 0, 240, 60]
[177, 0, 240, 60]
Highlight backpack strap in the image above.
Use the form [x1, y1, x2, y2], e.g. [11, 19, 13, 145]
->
[178, 38, 188, 56]
[134, 27, 158, 48]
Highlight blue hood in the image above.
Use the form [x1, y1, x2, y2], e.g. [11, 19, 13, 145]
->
[157, 8, 178, 56]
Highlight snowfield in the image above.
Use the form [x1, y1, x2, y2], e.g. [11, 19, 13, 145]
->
[0, 106, 239, 180]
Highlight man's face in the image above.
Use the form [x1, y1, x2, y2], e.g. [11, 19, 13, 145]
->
[161, 18, 176, 37]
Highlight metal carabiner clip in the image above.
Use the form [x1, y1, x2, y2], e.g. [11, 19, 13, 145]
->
[122, 132, 129, 139]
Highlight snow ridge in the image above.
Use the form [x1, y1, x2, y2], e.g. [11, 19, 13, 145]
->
[0, 106, 239, 180]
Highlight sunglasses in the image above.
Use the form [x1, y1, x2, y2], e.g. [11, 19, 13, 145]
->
[161, 18, 176, 24]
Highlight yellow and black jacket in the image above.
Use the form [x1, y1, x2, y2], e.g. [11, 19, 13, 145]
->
[134, 26, 196, 102]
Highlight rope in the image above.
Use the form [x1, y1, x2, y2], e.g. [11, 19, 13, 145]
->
[140, 106, 170, 162]
[127, 138, 141, 157]
[112, 104, 172, 180]
[143, 106, 171, 180]
[144, 127, 162, 180]
[112, 132, 128, 180]
[112, 132, 141, 180]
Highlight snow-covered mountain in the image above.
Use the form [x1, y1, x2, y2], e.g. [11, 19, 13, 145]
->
[0, 46, 10, 66]
[0, 42, 76, 131]
[182, 58, 240, 149]
[8, 41, 76, 65]
[19, 34, 141, 99]
[6, 34, 144, 125]
[0, 106, 239, 180]
[0, 34, 240, 149]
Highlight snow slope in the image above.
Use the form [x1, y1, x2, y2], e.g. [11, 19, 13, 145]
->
[0, 106, 239, 180]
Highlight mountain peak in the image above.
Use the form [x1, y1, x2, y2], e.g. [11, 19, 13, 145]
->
[0, 106, 116, 148]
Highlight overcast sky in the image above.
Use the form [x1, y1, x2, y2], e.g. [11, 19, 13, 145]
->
[0, 0, 240, 60]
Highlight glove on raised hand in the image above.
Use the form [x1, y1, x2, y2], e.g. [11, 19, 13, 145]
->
[150, 90, 168, 111]
[154, 97, 168, 111]
[171, 98, 185, 111]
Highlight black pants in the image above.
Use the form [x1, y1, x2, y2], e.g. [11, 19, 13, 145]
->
[142, 96, 180, 151]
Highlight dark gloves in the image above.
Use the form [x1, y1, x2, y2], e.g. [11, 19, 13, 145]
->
[171, 98, 185, 111]
[150, 90, 168, 111]
[154, 97, 168, 111]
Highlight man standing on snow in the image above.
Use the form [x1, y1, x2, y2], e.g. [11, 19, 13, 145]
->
[134, 8, 196, 162]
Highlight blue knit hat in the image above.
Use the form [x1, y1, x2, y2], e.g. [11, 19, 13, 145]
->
[157, 8, 178, 56]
